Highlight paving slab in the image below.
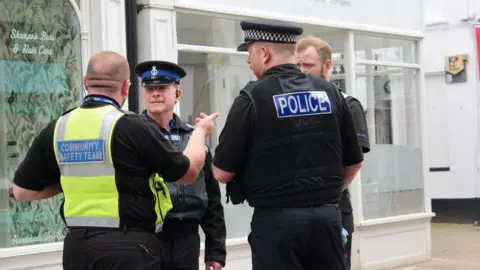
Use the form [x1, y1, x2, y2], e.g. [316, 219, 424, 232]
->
[392, 223, 480, 269]
[392, 258, 480, 270]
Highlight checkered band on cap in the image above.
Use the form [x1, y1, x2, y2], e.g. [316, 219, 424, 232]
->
[244, 29, 298, 43]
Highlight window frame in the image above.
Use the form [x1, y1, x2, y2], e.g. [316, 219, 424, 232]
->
[344, 32, 429, 223]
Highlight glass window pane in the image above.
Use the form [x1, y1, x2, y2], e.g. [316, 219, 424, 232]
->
[356, 65, 425, 220]
[0, 0, 82, 247]
[354, 34, 417, 63]
[176, 13, 244, 49]
[178, 51, 255, 238]
[177, 12, 346, 50]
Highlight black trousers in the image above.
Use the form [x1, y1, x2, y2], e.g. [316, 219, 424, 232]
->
[63, 229, 162, 270]
[249, 205, 347, 270]
[159, 233, 200, 270]
[341, 212, 354, 270]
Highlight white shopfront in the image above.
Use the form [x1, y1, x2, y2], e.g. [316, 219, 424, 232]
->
[0, 0, 433, 269]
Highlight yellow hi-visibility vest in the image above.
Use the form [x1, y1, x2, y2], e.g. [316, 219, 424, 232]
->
[53, 105, 172, 232]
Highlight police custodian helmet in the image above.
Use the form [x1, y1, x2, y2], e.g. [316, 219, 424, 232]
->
[135, 60, 187, 87]
[236, 18, 304, 52]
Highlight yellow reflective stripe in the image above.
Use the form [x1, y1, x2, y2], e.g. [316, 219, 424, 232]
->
[155, 223, 163, 233]
[56, 108, 123, 177]
[65, 216, 119, 228]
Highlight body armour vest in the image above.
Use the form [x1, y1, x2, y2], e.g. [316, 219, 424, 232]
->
[240, 66, 345, 208]
[141, 114, 209, 222]
[164, 131, 209, 221]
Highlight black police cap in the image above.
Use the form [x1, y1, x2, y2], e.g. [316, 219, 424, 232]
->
[135, 60, 187, 87]
[237, 18, 304, 52]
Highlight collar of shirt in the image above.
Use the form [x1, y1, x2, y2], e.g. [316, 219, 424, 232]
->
[140, 110, 193, 134]
[263, 63, 302, 77]
[82, 94, 121, 108]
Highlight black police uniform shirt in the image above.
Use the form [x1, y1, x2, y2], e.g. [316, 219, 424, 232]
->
[338, 90, 371, 214]
[339, 89, 370, 154]
[213, 64, 364, 208]
[141, 111, 227, 266]
[13, 95, 190, 233]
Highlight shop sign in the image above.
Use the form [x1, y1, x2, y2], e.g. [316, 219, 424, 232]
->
[9, 29, 55, 56]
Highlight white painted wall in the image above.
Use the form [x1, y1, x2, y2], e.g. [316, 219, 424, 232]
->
[423, 0, 480, 199]
[175, 0, 424, 34]
[88, 0, 128, 110]
[179, 65, 195, 120]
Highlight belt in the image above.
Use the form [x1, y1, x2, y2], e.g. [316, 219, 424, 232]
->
[157, 218, 199, 239]
[254, 203, 339, 212]
[68, 225, 153, 234]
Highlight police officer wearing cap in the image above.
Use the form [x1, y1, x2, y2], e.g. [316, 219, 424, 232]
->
[135, 61, 227, 270]
[12, 51, 218, 269]
[212, 19, 364, 270]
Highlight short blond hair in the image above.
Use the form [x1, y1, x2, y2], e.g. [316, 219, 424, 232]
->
[254, 42, 296, 58]
[296, 36, 332, 62]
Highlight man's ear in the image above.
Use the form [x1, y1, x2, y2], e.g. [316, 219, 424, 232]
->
[261, 46, 271, 64]
[176, 88, 183, 100]
[83, 76, 88, 90]
[83, 76, 89, 95]
[325, 59, 333, 70]
[121, 80, 130, 97]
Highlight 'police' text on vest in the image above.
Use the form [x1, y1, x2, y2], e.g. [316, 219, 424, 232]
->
[273, 91, 332, 118]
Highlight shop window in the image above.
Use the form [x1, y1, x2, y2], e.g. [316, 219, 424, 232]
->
[176, 13, 244, 49]
[176, 12, 345, 50]
[0, 0, 82, 248]
[355, 34, 417, 64]
[357, 65, 425, 220]
[178, 51, 255, 238]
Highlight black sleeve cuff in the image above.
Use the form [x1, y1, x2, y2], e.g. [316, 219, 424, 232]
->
[13, 177, 45, 191]
[359, 139, 370, 153]
[344, 152, 364, 166]
[204, 254, 227, 267]
[212, 158, 235, 173]
[164, 155, 190, 183]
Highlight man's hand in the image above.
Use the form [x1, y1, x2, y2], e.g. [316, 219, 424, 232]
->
[205, 261, 222, 270]
[195, 112, 219, 136]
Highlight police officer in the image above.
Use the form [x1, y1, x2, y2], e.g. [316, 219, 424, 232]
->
[211, 19, 364, 270]
[296, 36, 371, 269]
[12, 51, 219, 269]
[135, 60, 227, 270]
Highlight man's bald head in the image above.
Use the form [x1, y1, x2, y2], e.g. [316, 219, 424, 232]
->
[85, 51, 130, 92]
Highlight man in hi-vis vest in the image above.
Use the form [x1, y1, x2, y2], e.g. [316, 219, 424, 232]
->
[12, 51, 219, 269]
[297, 36, 370, 269]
